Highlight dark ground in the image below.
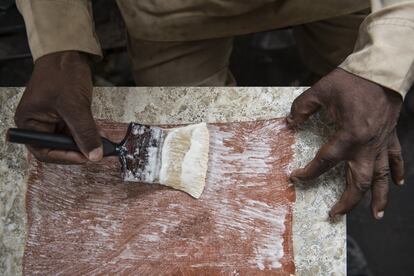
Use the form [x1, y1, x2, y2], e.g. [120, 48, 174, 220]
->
[1, 2, 413, 275]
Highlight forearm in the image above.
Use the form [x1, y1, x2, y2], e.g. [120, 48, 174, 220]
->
[16, 0, 102, 61]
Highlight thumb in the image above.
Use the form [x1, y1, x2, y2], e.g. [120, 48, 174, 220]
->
[286, 86, 323, 128]
[61, 106, 103, 162]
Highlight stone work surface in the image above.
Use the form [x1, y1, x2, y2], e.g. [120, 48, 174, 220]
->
[0, 87, 345, 275]
[0, 88, 27, 276]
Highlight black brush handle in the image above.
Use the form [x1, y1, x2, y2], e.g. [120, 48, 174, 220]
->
[6, 128, 118, 156]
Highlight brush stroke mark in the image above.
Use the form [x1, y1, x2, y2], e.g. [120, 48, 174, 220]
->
[23, 119, 295, 275]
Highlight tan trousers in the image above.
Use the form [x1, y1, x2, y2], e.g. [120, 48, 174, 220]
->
[128, 11, 368, 86]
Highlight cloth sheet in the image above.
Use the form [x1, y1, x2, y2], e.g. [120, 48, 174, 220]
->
[23, 119, 295, 275]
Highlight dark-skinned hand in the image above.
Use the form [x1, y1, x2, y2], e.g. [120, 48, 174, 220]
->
[14, 51, 103, 164]
[287, 68, 404, 220]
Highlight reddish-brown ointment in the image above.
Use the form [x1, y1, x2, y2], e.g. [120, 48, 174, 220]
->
[24, 119, 295, 275]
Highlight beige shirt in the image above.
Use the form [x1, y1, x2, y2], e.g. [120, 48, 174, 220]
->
[16, 0, 414, 97]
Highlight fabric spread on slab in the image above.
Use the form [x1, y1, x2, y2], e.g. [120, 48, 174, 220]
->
[23, 119, 295, 275]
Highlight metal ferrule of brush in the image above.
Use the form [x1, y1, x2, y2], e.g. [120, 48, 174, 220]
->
[118, 123, 165, 183]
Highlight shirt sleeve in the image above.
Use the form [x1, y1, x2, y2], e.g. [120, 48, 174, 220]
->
[339, 1, 414, 97]
[16, 0, 102, 62]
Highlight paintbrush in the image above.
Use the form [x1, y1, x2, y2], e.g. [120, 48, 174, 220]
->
[6, 122, 209, 198]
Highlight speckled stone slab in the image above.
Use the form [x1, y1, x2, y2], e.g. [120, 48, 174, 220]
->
[0, 87, 346, 276]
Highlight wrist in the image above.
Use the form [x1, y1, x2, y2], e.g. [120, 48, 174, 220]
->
[35, 51, 92, 68]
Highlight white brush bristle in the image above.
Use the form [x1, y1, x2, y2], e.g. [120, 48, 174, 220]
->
[159, 123, 209, 198]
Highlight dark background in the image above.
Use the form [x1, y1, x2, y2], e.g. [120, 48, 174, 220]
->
[1, 1, 413, 275]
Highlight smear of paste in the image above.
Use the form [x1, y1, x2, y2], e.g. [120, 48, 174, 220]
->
[23, 119, 295, 275]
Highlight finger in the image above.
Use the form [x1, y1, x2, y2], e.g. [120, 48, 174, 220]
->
[97, 124, 109, 139]
[329, 174, 363, 219]
[388, 129, 404, 186]
[286, 86, 323, 128]
[329, 154, 375, 218]
[57, 121, 108, 139]
[17, 118, 56, 133]
[28, 145, 88, 164]
[290, 131, 350, 182]
[16, 120, 88, 164]
[57, 121, 108, 138]
[60, 106, 103, 162]
[371, 149, 390, 220]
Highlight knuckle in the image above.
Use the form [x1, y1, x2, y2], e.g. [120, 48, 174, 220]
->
[349, 130, 376, 145]
[388, 139, 402, 152]
[317, 154, 337, 171]
[374, 166, 390, 181]
[14, 105, 29, 127]
[31, 150, 48, 163]
[356, 181, 371, 192]
[388, 149, 403, 159]
[332, 201, 351, 216]
[291, 98, 302, 112]
[14, 112, 31, 129]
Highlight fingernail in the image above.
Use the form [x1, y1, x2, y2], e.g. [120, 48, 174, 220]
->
[328, 212, 340, 223]
[290, 169, 302, 180]
[290, 176, 299, 184]
[398, 179, 404, 186]
[289, 173, 300, 183]
[88, 147, 103, 162]
[376, 211, 384, 219]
